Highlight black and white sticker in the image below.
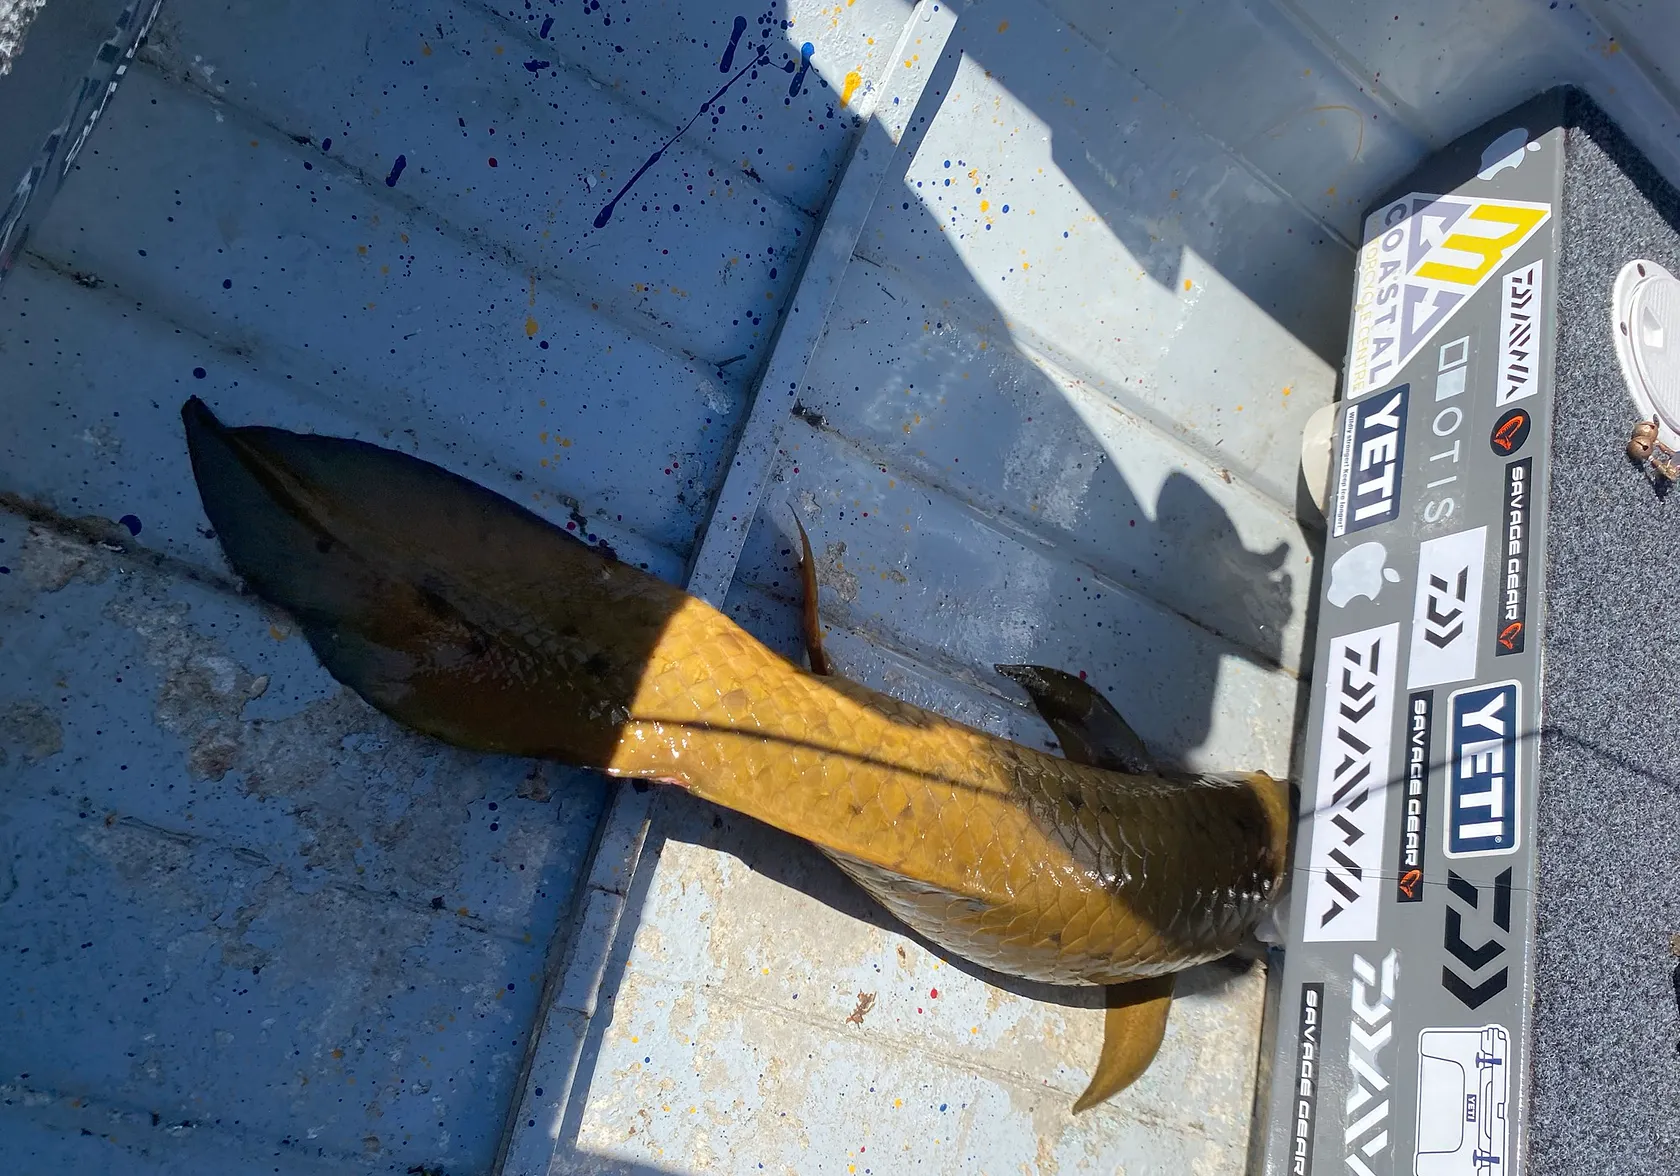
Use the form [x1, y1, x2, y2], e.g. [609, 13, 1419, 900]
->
[1407, 526, 1487, 688]
[1414, 1024, 1511, 1175]
[1495, 459, 1532, 656]
[1442, 868, 1513, 1010]
[1290, 983, 1324, 1176]
[1395, 692, 1434, 904]
[1446, 681, 1520, 858]
[1334, 386, 1411, 538]
[1496, 260, 1543, 406]
[1345, 951, 1398, 1176]
[1303, 623, 1400, 942]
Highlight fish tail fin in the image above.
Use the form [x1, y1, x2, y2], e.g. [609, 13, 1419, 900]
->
[181, 398, 684, 765]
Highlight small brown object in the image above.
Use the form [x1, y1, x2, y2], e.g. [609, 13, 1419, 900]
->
[1630, 417, 1660, 462]
[845, 991, 877, 1025]
[1669, 932, 1680, 958]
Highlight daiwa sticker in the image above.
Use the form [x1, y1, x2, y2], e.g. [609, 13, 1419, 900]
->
[1347, 195, 1552, 400]
[1496, 260, 1544, 406]
[1344, 952, 1398, 1174]
[1407, 527, 1487, 689]
[1446, 681, 1520, 858]
[1302, 623, 1399, 942]
[1333, 385, 1410, 539]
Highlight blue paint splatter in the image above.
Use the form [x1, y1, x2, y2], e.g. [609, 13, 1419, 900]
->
[719, 15, 748, 72]
[539, 15, 554, 37]
[594, 48, 767, 229]
[786, 41, 814, 95]
[192, 367, 206, 379]
[525, 59, 551, 72]
[118, 515, 142, 536]
[320, 136, 332, 151]
[386, 154, 407, 186]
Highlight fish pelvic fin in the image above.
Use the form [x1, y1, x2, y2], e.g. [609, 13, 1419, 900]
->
[794, 516, 831, 677]
[1071, 974, 1175, 1114]
[995, 663, 1153, 774]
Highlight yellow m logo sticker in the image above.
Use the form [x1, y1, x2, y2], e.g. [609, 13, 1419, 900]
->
[1413, 202, 1549, 286]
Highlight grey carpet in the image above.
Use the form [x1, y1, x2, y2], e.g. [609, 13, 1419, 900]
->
[1529, 92, 1680, 1174]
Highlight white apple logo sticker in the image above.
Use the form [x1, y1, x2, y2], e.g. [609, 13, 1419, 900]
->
[1327, 541, 1401, 608]
[1478, 127, 1542, 181]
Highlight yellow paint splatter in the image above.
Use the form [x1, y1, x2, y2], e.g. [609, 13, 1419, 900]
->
[560, 438, 573, 448]
[525, 316, 540, 337]
[268, 625, 289, 641]
[421, 42, 432, 56]
[380, 264, 390, 275]
[841, 70, 862, 107]
[400, 232, 410, 244]
[1183, 278, 1193, 291]
[979, 200, 989, 211]
[997, 20, 1009, 31]
[356, 245, 368, 256]
[495, 44, 505, 54]
[1282, 385, 1293, 397]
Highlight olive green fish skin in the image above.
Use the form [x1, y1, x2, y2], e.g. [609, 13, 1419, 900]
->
[182, 397, 1291, 989]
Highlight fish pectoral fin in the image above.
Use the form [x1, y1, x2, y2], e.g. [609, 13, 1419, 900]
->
[994, 664, 1154, 774]
[794, 516, 831, 677]
[1071, 975, 1175, 1114]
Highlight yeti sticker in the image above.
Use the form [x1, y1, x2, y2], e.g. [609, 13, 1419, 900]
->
[1334, 386, 1411, 538]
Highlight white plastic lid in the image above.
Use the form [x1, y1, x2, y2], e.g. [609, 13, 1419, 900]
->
[1299, 401, 1336, 518]
[1613, 259, 1680, 449]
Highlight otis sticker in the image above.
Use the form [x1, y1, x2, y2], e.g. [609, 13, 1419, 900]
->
[1347, 195, 1552, 400]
